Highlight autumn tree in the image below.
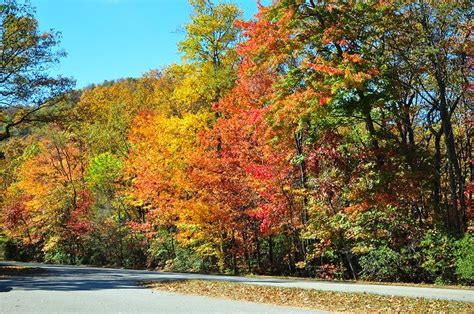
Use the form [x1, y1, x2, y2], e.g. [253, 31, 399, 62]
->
[235, 0, 472, 278]
[175, 0, 242, 109]
[0, 0, 73, 142]
[0, 0, 472, 284]
[386, 2, 472, 234]
[2, 130, 92, 262]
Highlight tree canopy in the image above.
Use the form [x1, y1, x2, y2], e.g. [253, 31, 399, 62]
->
[0, 0, 74, 142]
[0, 0, 472, 285]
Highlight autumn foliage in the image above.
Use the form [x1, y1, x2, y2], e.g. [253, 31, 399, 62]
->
[0, 0, 472, 284]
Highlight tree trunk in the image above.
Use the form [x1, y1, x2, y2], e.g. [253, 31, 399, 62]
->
[268, 236, 274, 274]
[437, 73, 466, 235]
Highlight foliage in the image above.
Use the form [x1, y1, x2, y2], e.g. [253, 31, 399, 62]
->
[454, 234, 474, 285]
[359, 246, 403, 282]
[0, 0, 472, 285]
[0, 0, 74, 141]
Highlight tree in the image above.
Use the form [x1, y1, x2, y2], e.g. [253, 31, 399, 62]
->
[235, 0, 472, 278]
[0, 0, 73, 141]
[0, 0, 472, 284]
[388, 2, 472, 234]
[176, 0, 242, 107]
[2, 131, 92, 262]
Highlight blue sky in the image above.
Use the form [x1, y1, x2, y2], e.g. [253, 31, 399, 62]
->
[32, 0, 267, 88]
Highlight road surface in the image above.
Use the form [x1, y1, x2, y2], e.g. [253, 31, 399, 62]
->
[1, 261, 473, 313]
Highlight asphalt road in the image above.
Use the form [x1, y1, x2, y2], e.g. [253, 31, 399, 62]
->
[1, 261, 473, 313]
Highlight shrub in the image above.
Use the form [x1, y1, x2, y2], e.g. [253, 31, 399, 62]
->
[418, 231, 456, 283]
[359, 246, 403, 282]
[454, 234, 474, 285]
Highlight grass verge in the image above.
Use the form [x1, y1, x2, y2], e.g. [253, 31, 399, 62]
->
[0, 265, 46, 278]
[144, 280, 473, 313]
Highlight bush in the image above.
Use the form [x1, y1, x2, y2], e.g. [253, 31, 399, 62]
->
[454, 234, 474, 285]
[4, 240, 39, 262]
[359, 246, 403, 282]
[170, 246, 207, 273]
[418, 231, 456, 284]
[44, 249, 72, 264]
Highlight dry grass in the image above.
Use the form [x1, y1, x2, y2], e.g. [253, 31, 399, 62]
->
[0, 265, 46, 278]
[145, 280, 473, 313]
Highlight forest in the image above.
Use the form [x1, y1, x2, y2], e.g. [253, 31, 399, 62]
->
[0, 0, 472, 285]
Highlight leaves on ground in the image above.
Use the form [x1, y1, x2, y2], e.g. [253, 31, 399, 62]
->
[146, 280, 473, 313]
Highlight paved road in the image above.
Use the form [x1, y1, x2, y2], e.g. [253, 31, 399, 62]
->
[1, 262, 319, 314]
[1, 262, 473, 313]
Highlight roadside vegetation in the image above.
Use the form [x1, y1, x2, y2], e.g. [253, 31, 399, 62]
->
[1, 0, 472, 287]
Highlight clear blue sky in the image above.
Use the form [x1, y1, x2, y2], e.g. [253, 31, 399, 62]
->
[32, 0, 267, 88]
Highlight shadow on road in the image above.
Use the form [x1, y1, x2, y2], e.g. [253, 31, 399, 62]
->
[0, 265, 307, 292]
[0, 285, 13, 292]
[0, 277, 140, 292]
[0, 266, 145, 292]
